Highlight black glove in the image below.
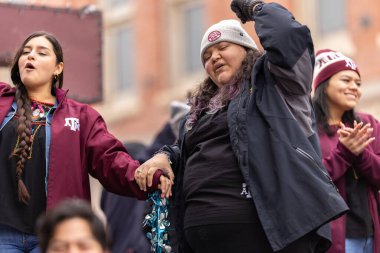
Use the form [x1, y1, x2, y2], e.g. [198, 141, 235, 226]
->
[230, 0, 264, 23]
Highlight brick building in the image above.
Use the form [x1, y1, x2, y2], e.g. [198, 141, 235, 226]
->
[99, 0, 380, 143]
[1, 0, 379, 145]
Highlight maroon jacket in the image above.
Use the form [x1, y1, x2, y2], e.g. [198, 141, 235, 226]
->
[319, 112, 380, 253]
[0, 82, 160, 210]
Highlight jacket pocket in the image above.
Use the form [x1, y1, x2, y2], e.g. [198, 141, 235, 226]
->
[294, 146, 338, 192]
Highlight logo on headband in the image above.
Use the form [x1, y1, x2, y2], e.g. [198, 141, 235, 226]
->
[316, 51, 358, 71]
[345, 59, 357, 70]
[208, 31, 221, 42]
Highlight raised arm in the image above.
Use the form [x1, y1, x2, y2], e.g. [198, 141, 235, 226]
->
[232, 0, 314, 95]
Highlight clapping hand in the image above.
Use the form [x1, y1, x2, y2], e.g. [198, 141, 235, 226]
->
[337, 121, 376, 156]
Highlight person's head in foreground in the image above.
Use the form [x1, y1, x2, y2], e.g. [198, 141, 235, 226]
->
[36, 198, 110, 253]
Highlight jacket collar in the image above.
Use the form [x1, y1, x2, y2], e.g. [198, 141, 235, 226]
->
[55, 87, 69, 106]
[0, 82, 15, 97]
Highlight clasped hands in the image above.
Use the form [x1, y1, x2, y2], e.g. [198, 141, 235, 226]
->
[134, 153, 175, 198]
[338, 121, 376, 156]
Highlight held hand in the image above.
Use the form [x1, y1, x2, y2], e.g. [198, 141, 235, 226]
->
[158, 175, 173, 198]
[134, 153, 174, 196]
[337, 121, 375, 156]
[230, 0, 264, 23]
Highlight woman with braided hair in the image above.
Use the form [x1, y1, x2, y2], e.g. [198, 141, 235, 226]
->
[0, 31, 172, 253]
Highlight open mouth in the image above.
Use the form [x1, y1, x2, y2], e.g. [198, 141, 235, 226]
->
[25, 63, 35, 70]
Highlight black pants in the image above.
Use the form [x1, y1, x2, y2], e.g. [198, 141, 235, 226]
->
[185, 223, 321, 253]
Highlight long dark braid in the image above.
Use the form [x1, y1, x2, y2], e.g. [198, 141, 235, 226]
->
[9, 31, 64, 204]
[12, 85, 33, 204]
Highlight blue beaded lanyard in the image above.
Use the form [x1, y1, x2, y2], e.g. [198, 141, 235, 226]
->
[144, 191, 172, 253]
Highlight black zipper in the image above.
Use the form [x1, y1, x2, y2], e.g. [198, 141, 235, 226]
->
[294, 146, 339, 192]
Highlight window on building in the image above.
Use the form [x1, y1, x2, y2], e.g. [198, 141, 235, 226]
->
[7, 0, 26, 3]
[183, 4, 204, 73]
[116, 26, 135, 92]
[319, 0, 346, 34]
[107, 0, 131, 7]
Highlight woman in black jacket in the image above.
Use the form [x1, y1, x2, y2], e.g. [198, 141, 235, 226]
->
[135, 1, 348, 252]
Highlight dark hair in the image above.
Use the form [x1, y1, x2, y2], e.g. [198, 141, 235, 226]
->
[312, 79, 360, 136]
[9, 31, 64, 204]
[185, 48, 262, 130]
[11, 31, 64, 92]
[36, 198, 109, 253]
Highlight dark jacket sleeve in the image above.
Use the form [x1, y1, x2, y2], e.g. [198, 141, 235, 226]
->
[159, 117, 186, 176]
[253, 2, 314, 96]
[160, 143, 181, 176]
[159, 121, 189, 252]
[253, 2, 316, 138]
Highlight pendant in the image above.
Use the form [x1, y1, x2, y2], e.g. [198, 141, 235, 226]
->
[32, 108, 41, 120]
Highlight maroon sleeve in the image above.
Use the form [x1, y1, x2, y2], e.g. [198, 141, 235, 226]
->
[353, 113, 380, 188]
[320, 113, 380, 189]
[320, 132, 355, 181]
[85, 112, 149, 200]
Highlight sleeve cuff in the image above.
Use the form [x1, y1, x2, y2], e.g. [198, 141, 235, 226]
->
[336, 141, 357, 164]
